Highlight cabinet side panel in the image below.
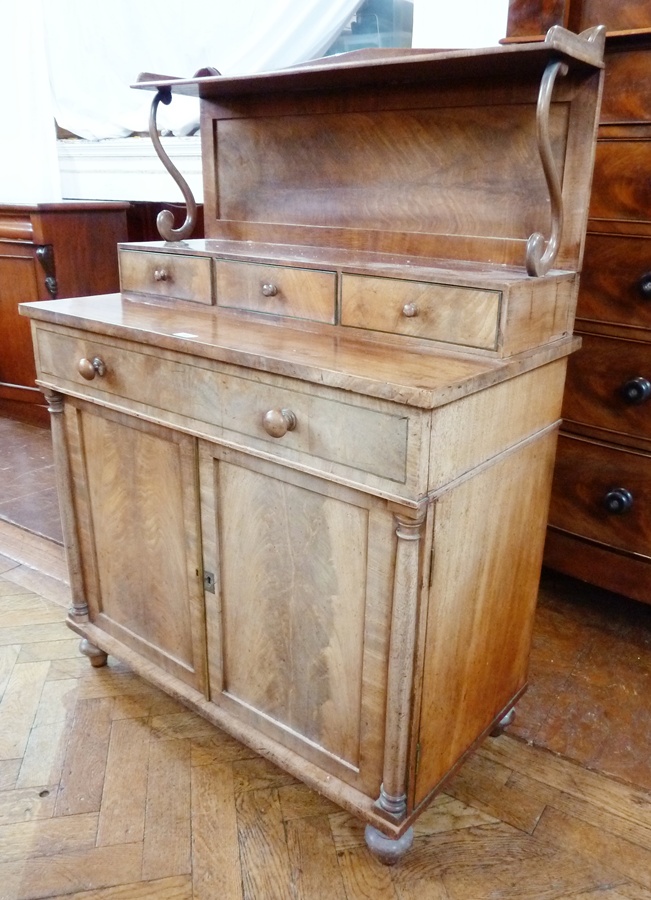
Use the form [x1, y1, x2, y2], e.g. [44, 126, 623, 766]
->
[76, 406, 205, 689]
[415, 429, 558, 805]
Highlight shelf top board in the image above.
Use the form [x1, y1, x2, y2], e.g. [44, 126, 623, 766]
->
[132, 25, 604, 100]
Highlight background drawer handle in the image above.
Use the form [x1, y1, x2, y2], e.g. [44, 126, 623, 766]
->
[262, 408, 296, 438]
[154, 268, 169, 282]
[637, 272, 651, 298]
[78, 357, 106, 380]
[621, 376, 651, 405]
[261, 283, 278, 297]
[402, 303, 419, 318]
[603, 487, 634, 515]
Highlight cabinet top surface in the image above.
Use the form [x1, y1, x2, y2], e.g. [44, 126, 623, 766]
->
[21, 293, 578, 410]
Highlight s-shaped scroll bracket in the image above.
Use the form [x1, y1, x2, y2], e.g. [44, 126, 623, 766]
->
[149, 87, 198, 242]
[525, 58, 569, 277]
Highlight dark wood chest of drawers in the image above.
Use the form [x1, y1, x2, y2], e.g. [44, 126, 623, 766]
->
[508, 1, 651, 604]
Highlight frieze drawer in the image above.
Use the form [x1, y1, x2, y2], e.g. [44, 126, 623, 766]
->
[119, 248, 213, 305]
[34, 326, 409, 485]
[215, 258, 336, 323]
[341, 274, 501, 350]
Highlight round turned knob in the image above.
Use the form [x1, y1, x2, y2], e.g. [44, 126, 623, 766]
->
[402, 303, 419, 318]
[261, 283, 278, 297]
[621, 376, 651, 405]
[603, 487, 634, 515]
[77, 357, 106, 381]
[637, 272, 651, 298]
[154, 268, 169, 282]
[262, 408, 297, 438]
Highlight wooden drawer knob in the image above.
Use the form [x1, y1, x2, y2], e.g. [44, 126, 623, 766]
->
[78, 357, 106, 380]
[262, 408, 296, 438]
[621, 376, 651, 405]
[154, 268, 169, 282]
[402, 303, 419, 318]
[261, 283, 278, 297]
[603, 487, 633, 515]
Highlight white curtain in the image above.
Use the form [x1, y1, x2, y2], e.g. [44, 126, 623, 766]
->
[41, 0, 364, 140]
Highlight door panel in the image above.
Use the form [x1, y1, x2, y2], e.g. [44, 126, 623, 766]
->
[200, 442, 394, 795]
[66, 401, 207, 691]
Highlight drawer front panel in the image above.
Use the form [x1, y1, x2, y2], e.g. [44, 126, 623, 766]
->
[601, 47, 651, 124]
[577, 233, 651, 332]
[215, 259, 336, 323]
[563, 333, 651, 441]
[341, 274, 500, 350]
[589, 140, 651, 222]
[119, 249, 213, 304]
[576, 0, 651, 32]
[35, 328, 408, 484]
[548, 434, 651, 558]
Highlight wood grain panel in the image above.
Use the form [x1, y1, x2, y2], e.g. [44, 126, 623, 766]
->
[216, 258, 336, 323]
[547, 434, 651, 558]
[216, 105, 569, 243]
[341, 274, 500, 350]
[416, 431, 558, 805]
[590, 139, 651, 222]
[576, 232, 651, 332]
[119, 249, 213, 305]
[601, 45, 651, 124]
[200, 447, 393, 795]
[70, 405, 207, 691]
[562, 332, 651, 442]
[215, 463, 369, 767]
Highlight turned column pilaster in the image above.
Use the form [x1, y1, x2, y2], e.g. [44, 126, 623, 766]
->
[379, 506, 427, 818]
[43, 388, 88, 621]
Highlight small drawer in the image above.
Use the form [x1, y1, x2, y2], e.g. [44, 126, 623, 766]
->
[548, 434, 651, 559]
[341, 274, 500, 350]
[119, 249, 213, 305]
[215, 259, 336, 323]
[562, 333, 651, 441]
[589, 141, 651, 223]
[577, 233, 651, 332]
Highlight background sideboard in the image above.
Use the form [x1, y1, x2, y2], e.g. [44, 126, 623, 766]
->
[507, 0, 651, 604]
[0, 202, 128, 425]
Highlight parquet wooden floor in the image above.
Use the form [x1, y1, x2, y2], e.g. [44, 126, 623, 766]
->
[1, 519, 651, 900]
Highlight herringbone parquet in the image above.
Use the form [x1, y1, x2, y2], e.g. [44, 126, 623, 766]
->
[1, 518, 651, 900]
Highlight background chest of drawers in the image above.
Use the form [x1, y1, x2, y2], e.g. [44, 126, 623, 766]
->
[0, 202, 128, 425]
[507, 0, 651, 604]
[21, 31, 603, 862]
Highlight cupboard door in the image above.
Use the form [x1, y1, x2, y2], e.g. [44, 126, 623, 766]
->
[199, 443, 395, 796]
[66, 400, 208, 692]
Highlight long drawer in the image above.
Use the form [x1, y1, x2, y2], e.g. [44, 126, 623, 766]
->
[577, 232, 651, 332]
[590, 138, 651, 222]
[601, 44, 651, 124]
[562, 332, 651, 443]
[34, 326, 410, 486]
[548, 434, 651, 559]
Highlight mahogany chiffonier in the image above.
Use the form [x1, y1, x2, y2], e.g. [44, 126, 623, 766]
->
[0, 202, 128, 425]
[20, 29, 604, 862]
[507, 1, 651, 604]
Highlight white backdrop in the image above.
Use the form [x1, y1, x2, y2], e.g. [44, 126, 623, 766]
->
[1, 1, 509, 204]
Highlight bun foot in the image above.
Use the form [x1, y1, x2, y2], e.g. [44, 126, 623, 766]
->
[79, 638, 108, 668]
[364, 824, 413, 865]
[490, 706, 515, 737]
